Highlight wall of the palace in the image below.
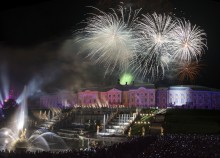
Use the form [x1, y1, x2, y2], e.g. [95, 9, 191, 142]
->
[40, 91, 77, 108]
[156, 88, 168, 108]
[107, 88, 122, 106]
[39, 86, 220, 109]
[78, 90, 99, 106]
[168, 87, 192, 106]
[165, 87, 220, 109]
[127, 87, 155, 108]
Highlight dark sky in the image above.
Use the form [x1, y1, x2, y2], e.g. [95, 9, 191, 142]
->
[0, 0, 220, 94]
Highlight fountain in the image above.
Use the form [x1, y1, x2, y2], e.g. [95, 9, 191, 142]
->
[48, 110, 51, 121]
[0, 86, 69, 152]
[97, 112, 137, 136]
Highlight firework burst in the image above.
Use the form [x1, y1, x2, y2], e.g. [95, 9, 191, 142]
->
[170, 19, 207, 62]
[133, 12, 177, 79]
[176, 61, 204, 83]
[75, 5, 141, 74]
[74, 6, 207, 82]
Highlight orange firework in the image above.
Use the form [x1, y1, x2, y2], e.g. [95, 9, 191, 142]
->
[177, 61, 204, 84]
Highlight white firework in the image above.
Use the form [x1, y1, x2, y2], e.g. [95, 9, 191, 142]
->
[74, 7, 207, 82]
[75, 6, 141, 74]
[133, 12, 177, 79]
[170, 19, 207, 62]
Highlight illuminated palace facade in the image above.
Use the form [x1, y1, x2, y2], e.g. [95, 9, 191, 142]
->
[40, 84, 220, 110]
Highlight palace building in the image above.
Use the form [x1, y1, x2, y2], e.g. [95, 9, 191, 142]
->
[40, 83, 220, 110]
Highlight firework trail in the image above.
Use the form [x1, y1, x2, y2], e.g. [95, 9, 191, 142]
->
[133, 12, 177, 79]
[170, 19, 207, 62]
[75, 5, 141, 75]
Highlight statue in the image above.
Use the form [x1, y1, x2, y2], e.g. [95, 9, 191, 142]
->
[128, 127, 131, 137]
[142, 127, 145, 136]
[13, 128, 28, 152]
[97, 125, 100, 134]
[19, 128, 27, 140]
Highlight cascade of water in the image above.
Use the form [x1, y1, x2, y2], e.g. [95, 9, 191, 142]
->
[103, 114, 106, 133]
[0, 85, 70, 152]
[39, 110, 42, 119]
[48, 110, 50, 121]
[106, 114, 109, 124]
[118, 114, 120, 125]
[17, 86, 27, 132]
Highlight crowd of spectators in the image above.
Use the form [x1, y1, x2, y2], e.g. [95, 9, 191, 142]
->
[139, 134, 220, 158]
[0, 134, 220, 158]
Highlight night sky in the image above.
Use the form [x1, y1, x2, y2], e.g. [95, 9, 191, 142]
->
[0, 0, 220, 95]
